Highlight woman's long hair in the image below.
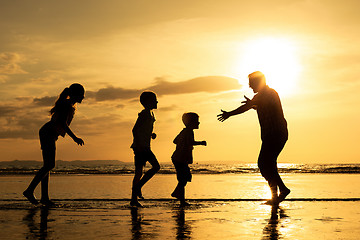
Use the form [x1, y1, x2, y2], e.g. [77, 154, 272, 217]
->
[50, 84, 84, 115]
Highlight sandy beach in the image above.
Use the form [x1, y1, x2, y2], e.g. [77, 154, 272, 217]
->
[1, 174, 360, 239]
[1, 199, 359, 240]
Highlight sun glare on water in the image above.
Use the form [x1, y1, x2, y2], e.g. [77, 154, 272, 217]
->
[235, 37, 302, 96]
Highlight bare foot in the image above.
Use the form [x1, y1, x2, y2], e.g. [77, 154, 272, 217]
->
[171, 191, 181, 200]
[264, 199, 279, 206]
[278, 188, 291, 203]
[137, 189, 144, 200]
[132, 186, 144, 200]
[130, 200, 144, 208]
[23, 190, 39, 205]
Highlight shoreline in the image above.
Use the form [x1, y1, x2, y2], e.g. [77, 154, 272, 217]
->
[1, 172, 360, 176]
[2, 198, 360, 202]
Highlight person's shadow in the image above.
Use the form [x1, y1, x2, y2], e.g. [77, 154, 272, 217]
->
[23, 206, 50, 240]
[262, 205, 289, 240]
[173, 206, 192, 239]
[130, 207, 144, 240]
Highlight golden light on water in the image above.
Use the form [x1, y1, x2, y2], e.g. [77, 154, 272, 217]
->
[236, 37, 302, 96]
[261, 183, 272, 199]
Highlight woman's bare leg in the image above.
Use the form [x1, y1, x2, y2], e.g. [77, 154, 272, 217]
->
[41, 173, 50, 200]
[24, 148, 55, 205]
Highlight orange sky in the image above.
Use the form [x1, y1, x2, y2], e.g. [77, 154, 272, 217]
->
[0, 0, 359, 163]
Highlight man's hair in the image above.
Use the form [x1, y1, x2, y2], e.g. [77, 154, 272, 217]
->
[182, 112, 199, 127]
[140, 91, 156, 106]
[248, 71, 266, 85]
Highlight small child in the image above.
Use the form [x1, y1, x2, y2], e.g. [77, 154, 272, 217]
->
[171, 112, 206, 206]
[130, 91, 160, 207]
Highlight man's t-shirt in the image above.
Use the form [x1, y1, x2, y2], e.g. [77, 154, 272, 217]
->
[251, 85, 288, 141]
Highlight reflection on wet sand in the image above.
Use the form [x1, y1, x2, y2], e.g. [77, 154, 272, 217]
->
[173, 206, 192, 239]
[262, 206, 289, 240]
[6, 200, 358, 239]
[130, 207, 143, 240]
[23, 206, 50, 240]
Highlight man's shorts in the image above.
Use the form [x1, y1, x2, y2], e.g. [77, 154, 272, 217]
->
[258, 138, 287, 180]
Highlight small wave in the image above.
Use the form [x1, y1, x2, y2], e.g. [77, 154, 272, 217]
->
[1, 163, 360, 175]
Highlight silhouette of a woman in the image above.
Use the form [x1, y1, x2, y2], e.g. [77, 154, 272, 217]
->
[23, 83, 85, 205]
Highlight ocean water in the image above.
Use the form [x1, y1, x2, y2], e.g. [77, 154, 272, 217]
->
[1, 162, 360, 175]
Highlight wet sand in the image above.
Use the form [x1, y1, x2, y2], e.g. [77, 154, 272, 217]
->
[1, 199, 360, 239]
[1, 174, 360, 239]
[2, 174, 360, 200]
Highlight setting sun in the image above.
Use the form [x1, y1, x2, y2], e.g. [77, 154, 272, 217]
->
[236, 37, 302, 96]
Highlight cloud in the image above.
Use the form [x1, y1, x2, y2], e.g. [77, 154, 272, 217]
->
[0, 75, 8, 83]
[151, 76, 241, 95]
[0, 130, 35, 139]
[88, 76, 241, 101]
[0, 112, 44, 139]
[33, 96, 57, 106]
[71, 114, 133, 137]
[0, 105, 17, 116]
[0, 100, 49, 139]
[0, 52, 27, 75]
[0, 103, 130, 139]
[0, 76, 240, 139]
[86, 87, 140, 102]
[158, 104, 178, 112]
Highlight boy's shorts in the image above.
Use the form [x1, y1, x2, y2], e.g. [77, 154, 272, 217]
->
[133, 148, 157, 167]
[174, 162, 192, 183]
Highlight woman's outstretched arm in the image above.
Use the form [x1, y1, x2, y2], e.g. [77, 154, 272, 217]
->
[64, 124, 84, 145]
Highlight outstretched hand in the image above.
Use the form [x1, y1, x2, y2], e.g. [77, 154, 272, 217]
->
[242, 95, 256, 110]
[74, 137, 84, 146]
[217, 110, 230, 122]
[241, 95, 251, 104]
